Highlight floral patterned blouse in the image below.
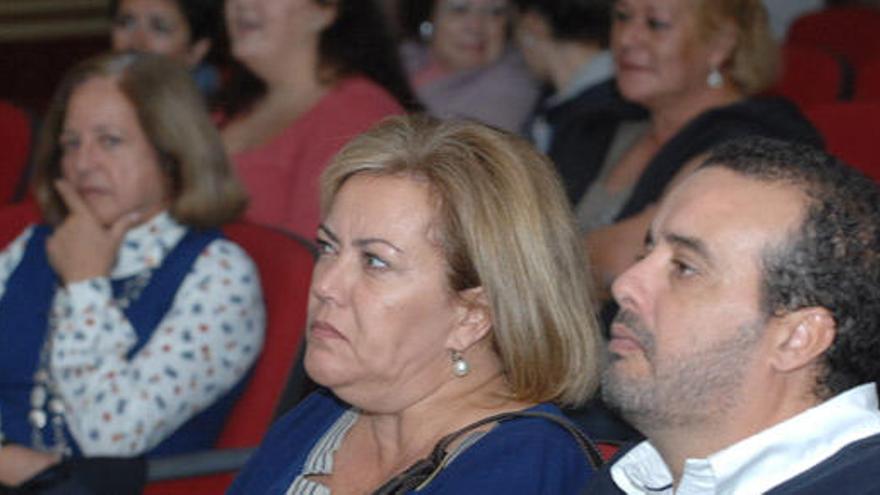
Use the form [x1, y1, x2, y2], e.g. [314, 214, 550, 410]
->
[0, 212, 265, 455]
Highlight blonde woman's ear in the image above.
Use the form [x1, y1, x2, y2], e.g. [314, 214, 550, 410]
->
[446, 287, 492, 352]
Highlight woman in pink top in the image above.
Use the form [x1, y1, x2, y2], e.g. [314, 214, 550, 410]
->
[220, 0, 417, 237]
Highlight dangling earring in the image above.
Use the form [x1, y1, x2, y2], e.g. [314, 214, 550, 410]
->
[451, 350, 470, 377]
[707, 66, 724, 89]
[419, 21, 434, 42]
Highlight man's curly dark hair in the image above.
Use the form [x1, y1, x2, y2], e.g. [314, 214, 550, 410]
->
[701, 136, 880, 399]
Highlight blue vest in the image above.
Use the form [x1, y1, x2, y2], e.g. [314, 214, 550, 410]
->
[0, 225, 247, 457]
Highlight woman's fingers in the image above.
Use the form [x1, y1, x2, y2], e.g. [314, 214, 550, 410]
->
[109, 210, 141, 245]
[54, 179, 92, 218]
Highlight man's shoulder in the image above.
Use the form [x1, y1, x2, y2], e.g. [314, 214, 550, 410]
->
[766, 432, 880, 494]
[582, 433, 880, 494]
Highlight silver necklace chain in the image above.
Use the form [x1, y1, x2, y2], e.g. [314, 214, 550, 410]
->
[27, 268, 153, 454]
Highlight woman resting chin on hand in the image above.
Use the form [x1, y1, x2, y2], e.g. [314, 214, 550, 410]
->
[0, 52, 265, 489]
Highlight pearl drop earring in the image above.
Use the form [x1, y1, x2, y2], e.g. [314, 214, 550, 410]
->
[707, 67, 724, 88]
[451, 350, 470, 377]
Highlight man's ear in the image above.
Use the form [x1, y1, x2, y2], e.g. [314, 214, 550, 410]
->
[186, 39, 211, 68]
[769, 307, 836, 373]
[446, 287, 492, 352]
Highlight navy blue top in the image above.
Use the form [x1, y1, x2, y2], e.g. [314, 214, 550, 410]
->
[230, 389, 595, 494]
[585, 432, 880, 494]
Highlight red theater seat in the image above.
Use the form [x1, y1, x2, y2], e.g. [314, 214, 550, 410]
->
[0, 200, 40, 249]
[0, 101, 32, 204]
[787, 6, 880, 69]
[855, 58, 880, 101]
[144, 222, 315, 494]
[770, 43, 849, 109]
[806, 102, 880, 182]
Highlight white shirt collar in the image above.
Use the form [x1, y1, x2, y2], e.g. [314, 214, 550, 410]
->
[111, 211, 186, 278]
[611, 383, 880, 494]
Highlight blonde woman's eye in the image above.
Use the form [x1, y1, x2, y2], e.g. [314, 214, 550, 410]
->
[315, 239, 335, 257]
[364, 253, 389, 270]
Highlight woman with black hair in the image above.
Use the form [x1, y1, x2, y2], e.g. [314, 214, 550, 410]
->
[110, 0, 223, 96]
[220, 0, 417, 239]
[515, 0, 636, 177]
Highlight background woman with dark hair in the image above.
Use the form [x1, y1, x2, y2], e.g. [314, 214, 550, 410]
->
[515, 0, 640, 180]
[220, 0, 416, 239]
[110, 0, 223, 95]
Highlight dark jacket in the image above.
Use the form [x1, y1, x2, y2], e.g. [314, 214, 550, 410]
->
[551, 80, 824, 220]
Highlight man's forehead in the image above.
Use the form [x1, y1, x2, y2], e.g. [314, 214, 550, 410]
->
[651, 167, 806, 254]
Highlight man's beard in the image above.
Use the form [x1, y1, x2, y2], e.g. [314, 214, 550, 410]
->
[601, 308, 763, 432]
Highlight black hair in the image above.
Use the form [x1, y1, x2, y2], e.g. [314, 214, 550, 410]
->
[701, 136, 880, 398]
[109, 0, 222, 44]
[220, 0, 419, 116]
[514, 0, 612, 47]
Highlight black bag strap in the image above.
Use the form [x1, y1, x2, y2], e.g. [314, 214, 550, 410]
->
[372, 410, 605, 495]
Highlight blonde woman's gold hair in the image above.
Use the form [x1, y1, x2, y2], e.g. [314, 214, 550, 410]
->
[321, 115, 602, 407]
[693, 0, 779, 94]
[32, 52, 247, 228]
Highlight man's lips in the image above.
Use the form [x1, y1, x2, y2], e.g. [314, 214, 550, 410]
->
[309, 320, 347, 341]
[607, 322, 645, 354]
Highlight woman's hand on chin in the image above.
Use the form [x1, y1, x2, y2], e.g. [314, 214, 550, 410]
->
[47, 179, 142, 285]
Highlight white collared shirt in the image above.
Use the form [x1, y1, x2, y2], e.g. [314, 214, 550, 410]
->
[611, 384, 880, 494]
[0, 212, 265, 455]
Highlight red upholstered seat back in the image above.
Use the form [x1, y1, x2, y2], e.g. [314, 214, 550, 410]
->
[215, 222, 313, 447]
[855, 58, 880, 101]
[806, 102, 880, 182]
[0, 101, 32, 204]
[770, 43, 849, 109]
[0, 200, 41, 249]
[144, 221, 314, 495]
[787, 6, 880, 69]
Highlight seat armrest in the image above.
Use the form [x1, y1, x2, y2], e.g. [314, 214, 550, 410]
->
[146, 447, 255, 481]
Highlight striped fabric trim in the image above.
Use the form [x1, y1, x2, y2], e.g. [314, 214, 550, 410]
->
[284, 409, 491, 494]
[285, 409, 359, 495]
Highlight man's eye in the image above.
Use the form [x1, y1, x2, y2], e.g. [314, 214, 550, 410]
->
[672, 259, 696, 278]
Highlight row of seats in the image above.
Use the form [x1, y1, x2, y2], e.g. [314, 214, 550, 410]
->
[771, 6, 880, 108]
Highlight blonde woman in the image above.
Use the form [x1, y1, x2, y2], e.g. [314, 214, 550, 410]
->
[230, 115, 603, 494]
